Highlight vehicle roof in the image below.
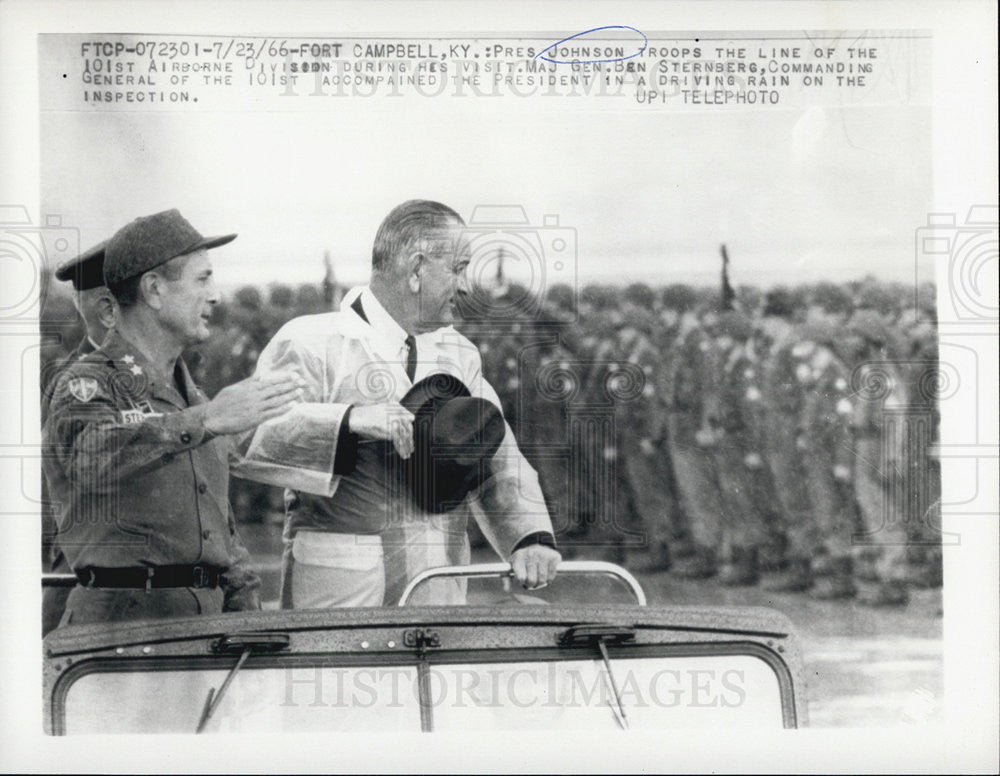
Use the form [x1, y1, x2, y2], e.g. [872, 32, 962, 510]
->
[45, 604, 797, 657]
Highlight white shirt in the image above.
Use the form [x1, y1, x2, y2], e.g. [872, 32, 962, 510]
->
[341, 286, 411, 371]
[231, 286, 553, 562]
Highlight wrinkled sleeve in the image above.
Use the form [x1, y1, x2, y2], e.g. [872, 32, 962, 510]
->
[229, 325, 354, 496]
[45, 368, 211, 496]
[222, 502, 262, 612]
[461, 344, 555, 559]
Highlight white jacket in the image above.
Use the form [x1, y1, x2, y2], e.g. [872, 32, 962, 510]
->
[230, 287, 554, 602]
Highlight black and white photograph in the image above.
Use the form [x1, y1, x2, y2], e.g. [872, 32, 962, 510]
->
[1, 1, 996, 772]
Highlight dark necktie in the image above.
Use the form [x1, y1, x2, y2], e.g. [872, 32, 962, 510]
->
[352, 296, 416, 381]
[404, 334, 417, 382]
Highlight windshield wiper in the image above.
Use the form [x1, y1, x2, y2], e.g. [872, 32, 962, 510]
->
[196, 632, 290, 734]
[559, 624, 635, 731]
[596, 638, 629, 730]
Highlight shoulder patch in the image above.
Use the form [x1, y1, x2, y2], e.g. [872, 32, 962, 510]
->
[67, 376, 99, 403]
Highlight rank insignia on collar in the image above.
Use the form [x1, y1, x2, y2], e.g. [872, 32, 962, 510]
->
[129, 364, 143, 376]
[67, 377, 98, 403]
[122, 355, 135, 364]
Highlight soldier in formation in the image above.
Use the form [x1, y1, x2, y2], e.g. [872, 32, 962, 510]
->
[458, 280, 943, 607]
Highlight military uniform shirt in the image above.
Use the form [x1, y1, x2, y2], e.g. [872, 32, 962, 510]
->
[42, 330, 260, 605]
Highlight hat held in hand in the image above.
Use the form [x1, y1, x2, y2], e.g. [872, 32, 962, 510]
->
[398, 373, 506, 513]
[104, 209, 236, 286]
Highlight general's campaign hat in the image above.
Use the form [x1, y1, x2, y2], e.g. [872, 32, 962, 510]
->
[398, 373, 506, 513]
[54, 240, 107, 290]
[104, 209, 236, 286]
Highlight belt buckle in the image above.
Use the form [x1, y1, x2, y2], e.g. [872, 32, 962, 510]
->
[192, 565, 209, 588]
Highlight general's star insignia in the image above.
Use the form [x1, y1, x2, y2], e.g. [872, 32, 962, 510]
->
[122, 355, 135, 364]
[129, 364, 143, 376]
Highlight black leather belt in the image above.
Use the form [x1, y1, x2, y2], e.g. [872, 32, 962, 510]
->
[76, 565, 224, 590]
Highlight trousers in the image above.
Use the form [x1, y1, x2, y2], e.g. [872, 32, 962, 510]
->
[282, 527, 468, 608]
[286, 531, 385, 608]
[59, 585, 224, 626]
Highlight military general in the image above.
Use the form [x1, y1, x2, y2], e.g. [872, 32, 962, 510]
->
[43, 209, 301, 625]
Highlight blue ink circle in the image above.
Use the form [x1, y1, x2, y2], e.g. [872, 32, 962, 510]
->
[534, 25, 648, 64]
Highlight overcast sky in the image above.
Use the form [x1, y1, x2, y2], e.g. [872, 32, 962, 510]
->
[41, 99, 931, 291]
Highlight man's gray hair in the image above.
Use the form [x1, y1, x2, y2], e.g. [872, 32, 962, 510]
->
[371, 200, 463, 276]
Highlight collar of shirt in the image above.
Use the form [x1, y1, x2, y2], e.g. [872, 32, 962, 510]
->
[351, 285, 411, 361]
[98, 329, 196, 408]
